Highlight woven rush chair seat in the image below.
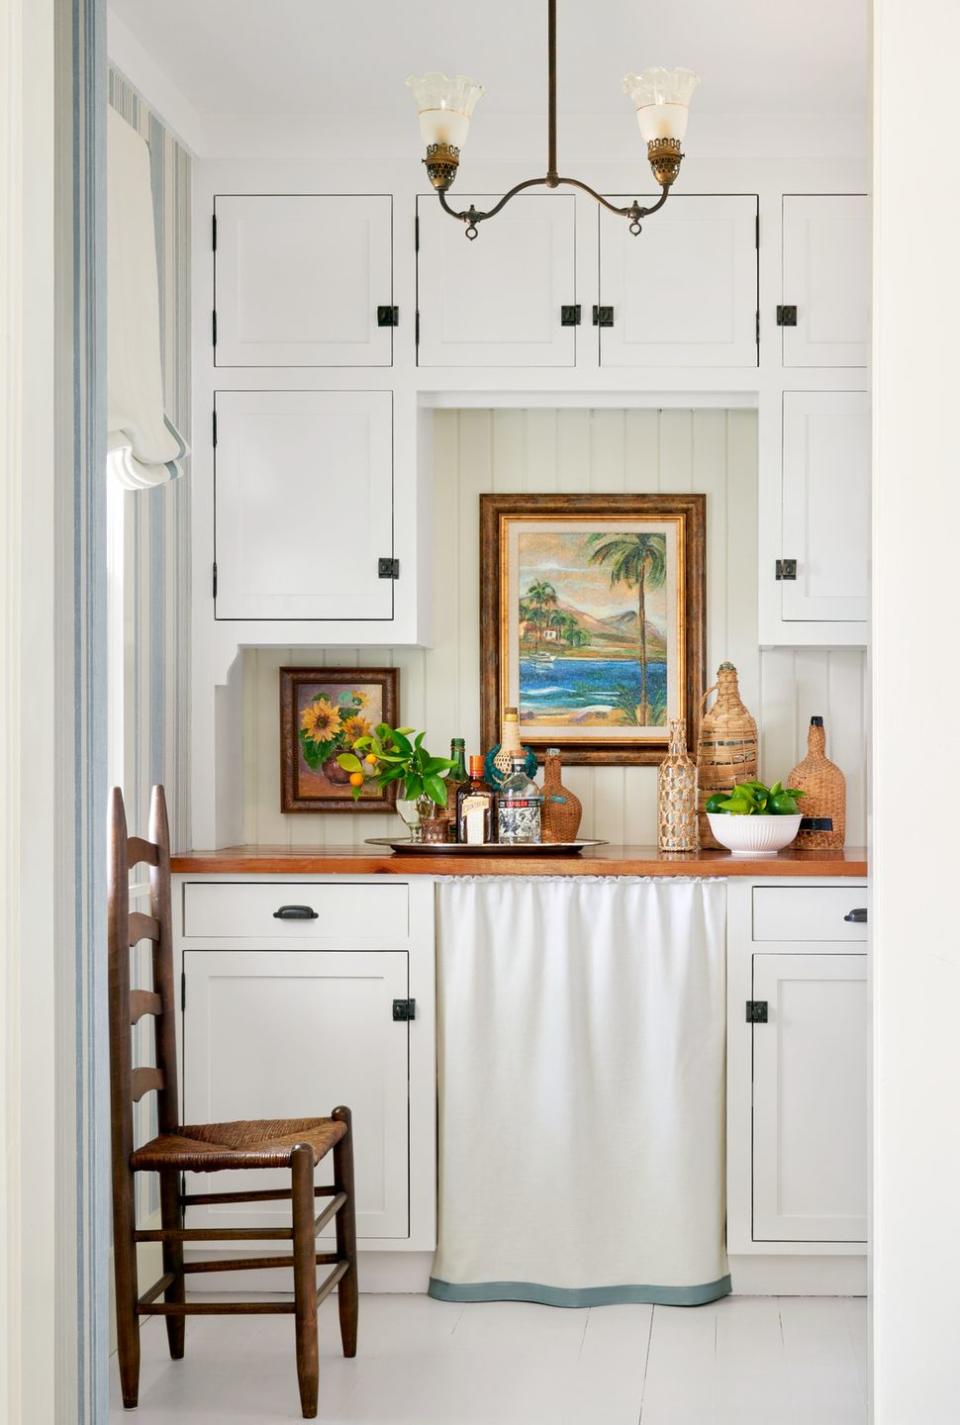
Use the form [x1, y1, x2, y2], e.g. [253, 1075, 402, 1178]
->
[131, 1117, 347, 1172]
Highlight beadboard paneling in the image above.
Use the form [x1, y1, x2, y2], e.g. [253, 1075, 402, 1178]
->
[241, 409, 868, 847]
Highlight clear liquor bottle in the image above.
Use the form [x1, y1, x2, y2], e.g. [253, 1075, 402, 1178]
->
[497, 755, 543, 845]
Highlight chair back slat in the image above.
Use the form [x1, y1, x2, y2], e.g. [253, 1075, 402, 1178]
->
[129, 989, 162, 1025]
[108, 785, 183, 1172]
[131, 1067, 165, 1102]
[129, 911, 160, 945]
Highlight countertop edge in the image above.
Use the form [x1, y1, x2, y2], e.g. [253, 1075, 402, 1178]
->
[170, 846, 869, 878]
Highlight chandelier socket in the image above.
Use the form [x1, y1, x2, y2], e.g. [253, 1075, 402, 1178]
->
[647, 137, 683, 188]
[423, 142, 460, 192]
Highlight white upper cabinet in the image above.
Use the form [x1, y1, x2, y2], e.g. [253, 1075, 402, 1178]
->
[752, 952, 868, 1244]
[782, 196, 869, 367]
[214, 195, 394, 366]
[781, 390, 870, 624]
[214, 389, 394, 621]
[598, 194, 759, 366]
[416, 193, 576, 367]
[183, 949, 411, 1240]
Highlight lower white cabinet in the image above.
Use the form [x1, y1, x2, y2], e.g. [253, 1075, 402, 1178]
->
[727, 879, 869, 1257]
[173, 876, 436, 1253]
[182, 950, 411, 1239]
[752, 952, 868, 1243]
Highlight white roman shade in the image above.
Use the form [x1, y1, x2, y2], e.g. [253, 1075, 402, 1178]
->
[107, 106, 188, 490]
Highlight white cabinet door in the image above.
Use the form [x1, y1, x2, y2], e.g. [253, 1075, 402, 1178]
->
[214, 389, 393, 621]
[183, 950, 410, 1240]
[752, 953, 868, 1243]
[214, 195, 393, 366]
[599, 194, 758, 366]
[416, 194, 576, 366]
[781, 390, 870, 624]
[782, 196, 869, 367]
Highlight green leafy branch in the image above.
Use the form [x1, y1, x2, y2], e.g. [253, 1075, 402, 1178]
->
[336, 723, 457, 804]
[706, 780, 805, 817]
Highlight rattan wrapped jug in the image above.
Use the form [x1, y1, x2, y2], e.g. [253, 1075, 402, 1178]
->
[541, 748, 583, 843]
[658, 719, 699, 852]
[696, 662, 758, 847]
[787, 716, 846, 849]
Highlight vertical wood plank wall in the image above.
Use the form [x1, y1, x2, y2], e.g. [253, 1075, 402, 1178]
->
[241, 408, 868, 846]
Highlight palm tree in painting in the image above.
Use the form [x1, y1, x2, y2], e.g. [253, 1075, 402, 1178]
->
[585, 533, 666, 724]
[525, 579, 558, 651]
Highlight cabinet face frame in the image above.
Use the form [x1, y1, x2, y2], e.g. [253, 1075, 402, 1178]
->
[214, 193, 394, 368]
[726, 877, 869, 1257]
[171, 874, 437, 1255]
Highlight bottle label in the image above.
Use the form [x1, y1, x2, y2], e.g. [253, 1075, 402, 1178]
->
[498, 801, 542, 844]
[460, 794, 489, 817]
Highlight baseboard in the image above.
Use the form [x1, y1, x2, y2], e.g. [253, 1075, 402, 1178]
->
[178, 1248, 434, 1296]
[729, 1254, 867, 1296]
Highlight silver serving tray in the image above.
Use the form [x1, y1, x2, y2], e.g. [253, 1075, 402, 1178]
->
[364, 838, 609, 856]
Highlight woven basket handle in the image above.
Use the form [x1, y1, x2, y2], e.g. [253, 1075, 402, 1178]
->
[699, 682, 719, 716]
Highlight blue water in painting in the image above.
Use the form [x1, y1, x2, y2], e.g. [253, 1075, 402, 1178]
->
[519, 657, 667, 715]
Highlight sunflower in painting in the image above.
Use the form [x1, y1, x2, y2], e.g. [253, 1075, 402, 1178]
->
[300, 697, 342, 743]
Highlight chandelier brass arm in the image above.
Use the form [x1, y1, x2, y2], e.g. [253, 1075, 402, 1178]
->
[437, 179, 670, 241]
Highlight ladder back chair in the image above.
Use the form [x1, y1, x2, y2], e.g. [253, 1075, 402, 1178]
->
[108, 785, 358, 1418]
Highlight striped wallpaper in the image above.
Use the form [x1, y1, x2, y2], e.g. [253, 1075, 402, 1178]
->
[108, 68, 192, 850]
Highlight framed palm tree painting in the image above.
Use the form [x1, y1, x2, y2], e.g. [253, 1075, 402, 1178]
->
[479, 493, 706, 765]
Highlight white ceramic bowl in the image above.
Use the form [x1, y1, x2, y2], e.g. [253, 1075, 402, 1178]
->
[707, 812, 802, 857]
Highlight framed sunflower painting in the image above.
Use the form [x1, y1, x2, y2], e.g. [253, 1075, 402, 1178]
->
[279, 667, 400, 813]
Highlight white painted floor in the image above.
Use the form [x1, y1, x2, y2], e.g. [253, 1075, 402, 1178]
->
[110, 1293, 867, 1425]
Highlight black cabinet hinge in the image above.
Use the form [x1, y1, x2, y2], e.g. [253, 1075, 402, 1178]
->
[746, 1000, 768, 1024]
[755, 213, 760, 250]
[592, 305, 614, 327]
[775, 558, 797, 581]
[181, 970, 186, 1011]
[756, 309, 760, 344]
[415, 310, 420, 345]
[212, 562, 218, 599]
[378, 557, 400, 580]
[414, 214, 420, 252]
[212, 309, 218, 346]
[561, 304, 581, 327]
[776, 305, 797, 327]
[377, 305, 399, 327]
[212, 212, 217, 251]
[392, 998, 416, 1022]
[212, 409, 217, 447]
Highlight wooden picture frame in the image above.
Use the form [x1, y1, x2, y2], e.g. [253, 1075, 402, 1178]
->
[280, 667, 400, 813]
[480, 493, 706, 766]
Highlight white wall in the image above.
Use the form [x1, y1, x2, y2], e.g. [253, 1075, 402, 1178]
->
[872, 2, 960, 1420]
[241, 406, 868, 847]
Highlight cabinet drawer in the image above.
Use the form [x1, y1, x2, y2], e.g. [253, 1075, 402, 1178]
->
[183, 881, 409, 940]
[752, 887, 867, 942]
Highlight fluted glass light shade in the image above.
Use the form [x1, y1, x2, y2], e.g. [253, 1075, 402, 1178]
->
[623, 67, 700, 143]
[406, 72, 485, 149]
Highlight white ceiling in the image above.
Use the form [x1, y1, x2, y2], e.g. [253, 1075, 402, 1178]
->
[108, 0, 867, 122]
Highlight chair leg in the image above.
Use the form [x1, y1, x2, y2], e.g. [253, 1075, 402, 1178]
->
[332, 1106, 359, 1358]
[159, 1169, 186, 1359]
[291, 1144, 319, 1419]
[112, 1172, 141, 1408]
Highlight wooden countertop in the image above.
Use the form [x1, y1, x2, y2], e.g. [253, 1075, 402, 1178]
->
[171, 845, 868, 879]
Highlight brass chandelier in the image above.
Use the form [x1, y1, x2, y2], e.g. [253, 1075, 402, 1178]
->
[407, 0, 699, 240]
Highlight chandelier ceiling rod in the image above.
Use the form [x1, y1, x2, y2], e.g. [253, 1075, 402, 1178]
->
[413, 0, 691, 240]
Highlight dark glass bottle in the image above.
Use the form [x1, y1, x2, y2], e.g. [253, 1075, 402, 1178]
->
[442, 737, 469, 838]
[456, 755, 497, 844]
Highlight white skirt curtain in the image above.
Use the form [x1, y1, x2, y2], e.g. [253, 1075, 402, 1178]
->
[431, 876, 729, 1306]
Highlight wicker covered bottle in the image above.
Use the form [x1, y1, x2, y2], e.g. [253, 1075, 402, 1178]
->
[658, 719, 698, 852]
[696, 662, 758, 848]
[541, 747, 583, 843]
[787, 716, 846, 849]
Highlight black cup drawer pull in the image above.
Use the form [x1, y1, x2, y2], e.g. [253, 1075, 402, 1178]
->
[844, 907, 868, 924]
[273, 905, 319, 921]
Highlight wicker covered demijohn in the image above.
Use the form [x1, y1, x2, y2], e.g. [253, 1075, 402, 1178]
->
[540, 747, 583, 843]
[787, 716, 846, 849]
[696, 662, 758, 848]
